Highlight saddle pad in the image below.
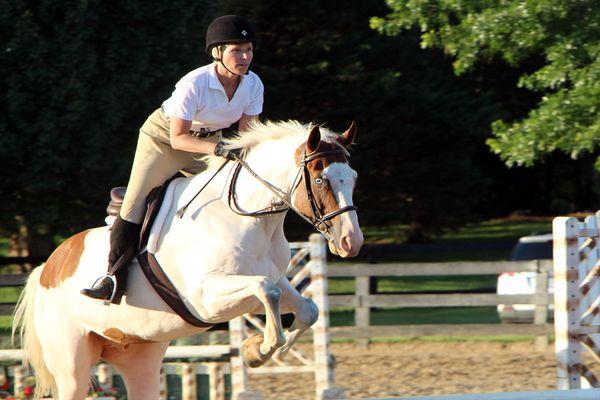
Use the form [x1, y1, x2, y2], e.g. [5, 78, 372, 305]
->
[140, 173, 183, 252]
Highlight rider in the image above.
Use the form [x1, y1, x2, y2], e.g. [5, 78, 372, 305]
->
[81, 15, 263, 302]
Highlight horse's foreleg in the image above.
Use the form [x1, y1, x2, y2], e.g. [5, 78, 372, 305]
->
[273, 276, 319, 358]
[201, 274, 285, 367]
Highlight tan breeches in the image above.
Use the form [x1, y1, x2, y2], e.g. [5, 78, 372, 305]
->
[120, 109, 220, 223]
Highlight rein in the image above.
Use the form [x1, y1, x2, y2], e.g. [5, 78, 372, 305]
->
[229, 149, 358, 240]
[175, 149, 358, 241]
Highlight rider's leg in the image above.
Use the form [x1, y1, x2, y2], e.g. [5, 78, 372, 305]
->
[80, 215, 141, 301]
[81, 129, 199, 302]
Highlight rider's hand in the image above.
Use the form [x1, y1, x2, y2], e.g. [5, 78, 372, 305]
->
[214, 142, 242, 160]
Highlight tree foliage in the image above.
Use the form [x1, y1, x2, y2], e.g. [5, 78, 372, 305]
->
[0, 0, 212, 239]
[371, 0, 600, 168]
[3, 0, 583, 246]
[223, 0, 499, 239]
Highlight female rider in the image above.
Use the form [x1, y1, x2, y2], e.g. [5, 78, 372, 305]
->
[82, 15, 263, 302]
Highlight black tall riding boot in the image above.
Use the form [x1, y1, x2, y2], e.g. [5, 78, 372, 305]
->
[81, 216, 141, 303]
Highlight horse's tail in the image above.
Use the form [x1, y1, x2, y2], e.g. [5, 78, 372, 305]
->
[12, 265, 56, 398]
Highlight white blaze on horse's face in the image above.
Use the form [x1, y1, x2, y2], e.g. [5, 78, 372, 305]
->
[322, 162, 363, 257]
[293, 121, 364, 258]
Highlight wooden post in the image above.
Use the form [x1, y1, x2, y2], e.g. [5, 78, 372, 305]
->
[355, 276, 370, 348]
[309, 233, 346, 400]
[533, 260, 549, 350]
[553, 217, 582, 389]
[159, 367, 168, 400]
[182, 362, 197, 400]
[208, 362, 225, 400]
[229, 317, 262, 400]
[13, 365, 23, 396]
[97, 363, 113, 390]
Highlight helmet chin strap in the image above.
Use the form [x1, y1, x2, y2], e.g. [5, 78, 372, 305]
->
[215, 46, 249, 76]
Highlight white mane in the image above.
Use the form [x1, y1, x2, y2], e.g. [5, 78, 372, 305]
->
[201, 120, 347, 170]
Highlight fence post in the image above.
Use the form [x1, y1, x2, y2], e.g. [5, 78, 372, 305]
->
[309, 233, 346, 400]
[208, 362, 225, 400]
[13, 365, 23, 396]
[355, 276, 370, 348]
[97, 363, 113, 390]
[159, 367, 168, 400]
[182, 362, 197, 400]
[553, 217, 582, 389]
[534, 260, 549, 350]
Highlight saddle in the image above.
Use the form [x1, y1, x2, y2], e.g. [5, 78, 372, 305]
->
[106, 175, 212, 327]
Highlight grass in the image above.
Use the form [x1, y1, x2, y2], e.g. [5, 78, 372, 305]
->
[330, 306, 500, 326]
[0, 238, 8, 257]
[438, 218, 552, 242]
[362, 217, 552, 245]
[0, 287, 21, 303]
[328, 276, 496, 294]
[356, 216, 554, 262]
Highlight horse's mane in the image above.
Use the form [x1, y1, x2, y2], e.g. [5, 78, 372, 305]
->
[201, 120, 347, 170]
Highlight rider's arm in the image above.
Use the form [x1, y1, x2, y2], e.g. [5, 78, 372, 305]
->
[239, 114, 259, 132]
[169, 116, 218, 154]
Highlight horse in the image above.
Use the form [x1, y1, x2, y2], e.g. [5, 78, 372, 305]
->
[12, 120, 363, 400]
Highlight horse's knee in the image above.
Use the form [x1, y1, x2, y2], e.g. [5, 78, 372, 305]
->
[298, 298, 319, 327]
[256, 277, 281, 304]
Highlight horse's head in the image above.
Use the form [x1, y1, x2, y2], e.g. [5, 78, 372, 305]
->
[292, 123, 364, 258]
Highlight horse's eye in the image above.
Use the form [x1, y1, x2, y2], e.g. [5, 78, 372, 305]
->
[314, 177, 324, 185]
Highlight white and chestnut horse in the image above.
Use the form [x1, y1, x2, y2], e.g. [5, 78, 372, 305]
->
[13, 120, 363, 399]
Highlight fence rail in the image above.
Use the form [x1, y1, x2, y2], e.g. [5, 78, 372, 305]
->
[326, 260, 552, 276]
[1, 259, 553, 338]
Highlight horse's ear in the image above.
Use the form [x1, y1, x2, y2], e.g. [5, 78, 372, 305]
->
[307, 125, 321, 153]
[337, 121, 357, 148]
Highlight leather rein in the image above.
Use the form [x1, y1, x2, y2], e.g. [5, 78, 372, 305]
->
[228, 149, 358, 241]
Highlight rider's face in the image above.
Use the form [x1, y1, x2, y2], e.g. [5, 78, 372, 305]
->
[220, 43, 253, 75]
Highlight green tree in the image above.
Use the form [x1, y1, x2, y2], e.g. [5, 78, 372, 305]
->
[221, 0, 499, 240]
[371, 0, 600, 169]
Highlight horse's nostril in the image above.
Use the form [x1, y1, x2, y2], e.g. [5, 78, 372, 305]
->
[341, 236, 352, 251]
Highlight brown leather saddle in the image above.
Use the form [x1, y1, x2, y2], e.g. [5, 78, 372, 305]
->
[106, 175, 212, 327]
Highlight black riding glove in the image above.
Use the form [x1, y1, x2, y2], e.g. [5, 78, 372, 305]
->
[214, 142, 242, 160]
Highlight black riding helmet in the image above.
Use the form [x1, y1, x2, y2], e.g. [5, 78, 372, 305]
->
[205, 15, 257, 56]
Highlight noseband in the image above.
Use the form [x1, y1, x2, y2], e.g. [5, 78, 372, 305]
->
[228, 149, 358, 240]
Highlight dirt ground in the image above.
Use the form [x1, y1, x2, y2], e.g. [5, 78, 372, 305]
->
[247, 341, 566, 399]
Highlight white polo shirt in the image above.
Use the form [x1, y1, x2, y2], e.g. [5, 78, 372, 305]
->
[162, 62, 264, 132]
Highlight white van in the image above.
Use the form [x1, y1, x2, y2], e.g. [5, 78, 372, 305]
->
[497, 233, 554, 323]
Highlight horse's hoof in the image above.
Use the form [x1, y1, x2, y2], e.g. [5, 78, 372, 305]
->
[242, 334, 269, 368]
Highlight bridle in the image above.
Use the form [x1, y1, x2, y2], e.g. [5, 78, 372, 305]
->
[228, 148, 358, 241]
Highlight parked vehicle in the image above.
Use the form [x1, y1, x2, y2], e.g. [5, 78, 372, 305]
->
[497, 233, 554, 323]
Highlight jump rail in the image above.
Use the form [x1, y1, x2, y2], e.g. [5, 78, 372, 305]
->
[229, 234, 345, 400]
[554, 213, 600, 389]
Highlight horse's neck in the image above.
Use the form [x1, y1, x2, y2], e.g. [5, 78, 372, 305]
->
[159, 138, 298, 252]
[232, 139, 299, 216]
[150, 140, 297, 306]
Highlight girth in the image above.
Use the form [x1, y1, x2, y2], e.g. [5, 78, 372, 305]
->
[137, 251, 213, 328]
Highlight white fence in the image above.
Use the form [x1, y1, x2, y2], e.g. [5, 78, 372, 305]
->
[553, 212, 600, 389]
